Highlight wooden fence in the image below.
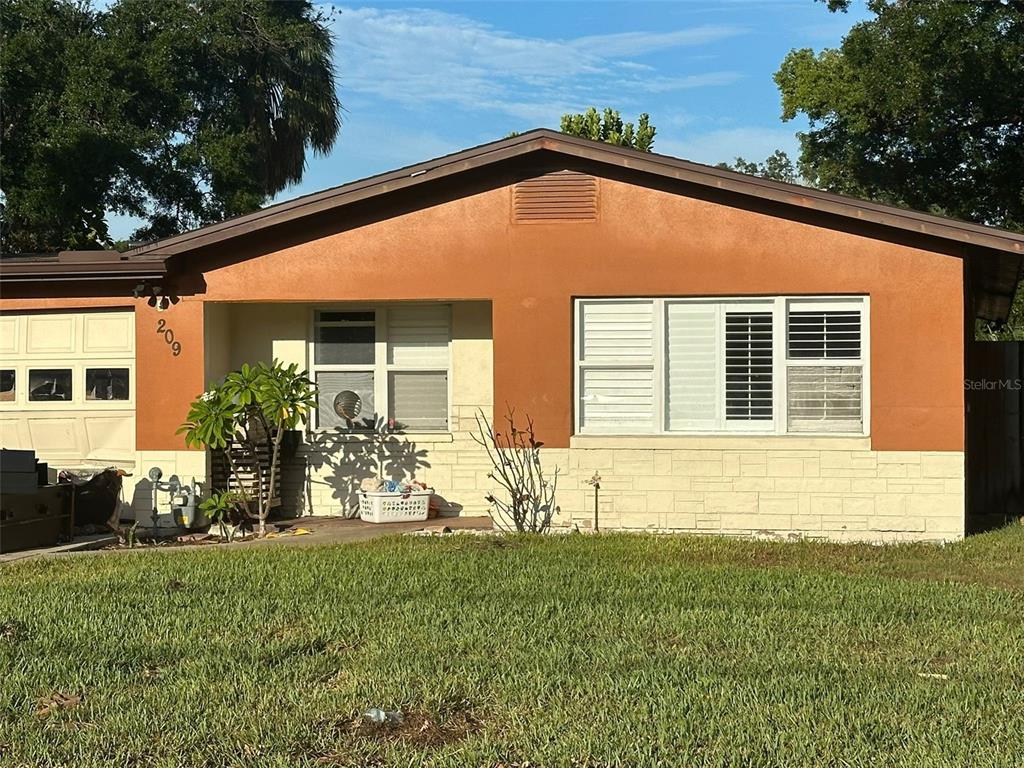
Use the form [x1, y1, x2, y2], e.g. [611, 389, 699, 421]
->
[966, 341, 1023, 531]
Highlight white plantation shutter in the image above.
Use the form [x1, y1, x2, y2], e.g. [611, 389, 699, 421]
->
[580, 368, 655, 432]
[788, 310, 861, 358]
[580, 301, 654, 361]
[785, 300, 865, 434]
[725, 311, 774, 422]
[578, 300, 655, 433]
[387, 305, 450, 366]
[666, 303, 720, 430]
[389, 371, 448, 431]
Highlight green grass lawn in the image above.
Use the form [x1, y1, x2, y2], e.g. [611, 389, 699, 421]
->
[1, 528, 1022, 767]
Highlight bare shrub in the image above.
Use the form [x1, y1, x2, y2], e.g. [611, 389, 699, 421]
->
[472, 407, 559, 533]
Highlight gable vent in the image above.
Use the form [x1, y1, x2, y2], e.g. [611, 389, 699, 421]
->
[513, 170, 598, 223]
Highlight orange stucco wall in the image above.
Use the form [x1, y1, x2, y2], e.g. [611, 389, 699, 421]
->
[134, 299, 206, 451]
[1, 175, 965, 451]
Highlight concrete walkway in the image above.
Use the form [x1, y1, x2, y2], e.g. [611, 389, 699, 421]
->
[0, 515, 494, 562]
[0, 533, 117, 564]
[238, 514, 494, 549]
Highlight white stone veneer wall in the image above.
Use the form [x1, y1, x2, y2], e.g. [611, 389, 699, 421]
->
[548, 444, 964, 542]
[299, 432, 964, 543]
[131, 441, 964, 543]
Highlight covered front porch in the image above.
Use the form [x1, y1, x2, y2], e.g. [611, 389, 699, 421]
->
[200, 300, 496, 519]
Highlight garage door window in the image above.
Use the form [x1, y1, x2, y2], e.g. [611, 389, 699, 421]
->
[86, 368, 130, 401]
[0, 370, 14, 402]
[28, 369, 72, 401]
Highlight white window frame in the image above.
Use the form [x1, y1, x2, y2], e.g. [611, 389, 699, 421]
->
[308, 305, 452, 432]
[783, 297, 868, 434]
[574, 295, 870, 437]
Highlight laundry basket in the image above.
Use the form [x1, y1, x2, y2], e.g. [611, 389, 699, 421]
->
[359, 489, 433, 523]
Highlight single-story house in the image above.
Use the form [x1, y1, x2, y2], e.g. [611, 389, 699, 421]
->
[2, 130, 1022, 541]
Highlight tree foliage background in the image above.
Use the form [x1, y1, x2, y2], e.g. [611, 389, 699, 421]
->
[560, 108, 656, 152]
[0, 0, 340, 253]
[777, 0, 1023, 230]
[776, 0, 1024, 338]
[717, 150, 798, 183]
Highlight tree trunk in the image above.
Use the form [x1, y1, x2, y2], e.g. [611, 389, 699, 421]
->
[260, 424, 285, 538]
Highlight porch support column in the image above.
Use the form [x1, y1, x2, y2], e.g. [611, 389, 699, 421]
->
[135, 298, 206, 451]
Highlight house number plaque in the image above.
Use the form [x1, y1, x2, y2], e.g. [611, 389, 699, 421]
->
[156, 319, 182, 356]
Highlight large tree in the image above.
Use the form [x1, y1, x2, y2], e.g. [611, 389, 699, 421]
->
[775, 0, 1024, 338]
[0, 0, 340, 252]
[775, 0, 1024, 230]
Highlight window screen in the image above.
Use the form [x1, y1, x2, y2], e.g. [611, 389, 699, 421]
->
[316, 371, 375, 430]
[787, 366, 863, 433]
[389, 371, 448, 431]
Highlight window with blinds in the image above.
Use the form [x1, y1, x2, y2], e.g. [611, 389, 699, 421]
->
[311, 305, 450, 431]
[576, 296, 867, 436]
[785, 300, 865, 433]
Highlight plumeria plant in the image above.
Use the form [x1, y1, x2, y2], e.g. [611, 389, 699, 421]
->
[472, 406, 560, 533]
[178, 360, 317, 538]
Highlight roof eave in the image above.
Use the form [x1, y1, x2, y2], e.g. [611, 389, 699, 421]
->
[125, 128, 1024, 261]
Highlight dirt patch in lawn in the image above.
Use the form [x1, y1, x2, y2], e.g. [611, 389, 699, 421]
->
[307, 708, 482, 763]
[347, 710, 481, 748]
[350, 712, 477, 749]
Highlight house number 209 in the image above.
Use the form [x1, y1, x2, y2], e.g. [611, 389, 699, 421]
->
[156, 319, 182, 356]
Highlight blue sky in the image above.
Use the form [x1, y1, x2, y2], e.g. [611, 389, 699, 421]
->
[110, 1, 870, 239]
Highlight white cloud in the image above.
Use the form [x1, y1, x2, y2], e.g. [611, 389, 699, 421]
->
[330, 6, 746, 124]
[657, 126, 801, 166]
[570, 26, 748, 57]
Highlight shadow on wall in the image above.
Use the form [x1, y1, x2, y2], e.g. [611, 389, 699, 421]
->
[303, 421, 432, 516]
[128, 477, 153, 522]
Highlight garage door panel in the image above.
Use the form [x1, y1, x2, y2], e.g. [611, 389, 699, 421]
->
[84, 415, 135, 461]
[83, 313, 133, 354]
[25, 315, 77, 355]
[0, 316, 19, 355]
[27, 417, 83, 455]
[0, 418, 27, 449]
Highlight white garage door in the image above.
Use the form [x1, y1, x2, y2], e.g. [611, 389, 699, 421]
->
[0, 309, 135, 468]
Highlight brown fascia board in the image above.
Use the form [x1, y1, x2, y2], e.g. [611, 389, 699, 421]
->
[124, 128, 1024, 261]
[0, 255, 166, 282]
